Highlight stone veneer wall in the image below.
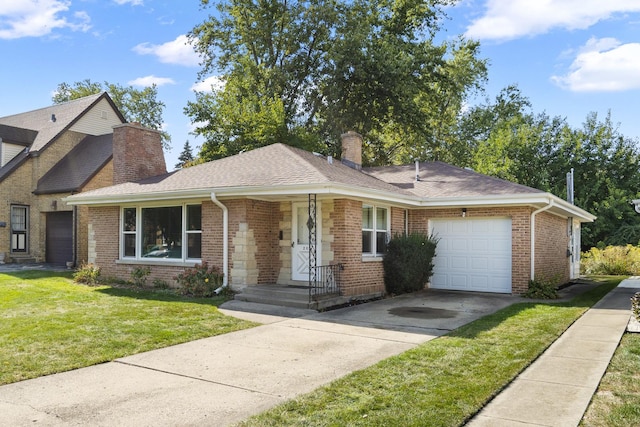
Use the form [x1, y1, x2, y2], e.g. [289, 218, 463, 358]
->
[277, 200, 335, 286]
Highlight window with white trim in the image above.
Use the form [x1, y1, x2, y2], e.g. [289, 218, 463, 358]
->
[121, 204, 202, 261]
[362, 205, 389, 256]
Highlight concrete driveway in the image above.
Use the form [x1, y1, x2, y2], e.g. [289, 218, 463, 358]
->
[0, 287, 586, 426]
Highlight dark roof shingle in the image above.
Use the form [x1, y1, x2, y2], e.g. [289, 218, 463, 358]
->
[34, 134, 113, 195]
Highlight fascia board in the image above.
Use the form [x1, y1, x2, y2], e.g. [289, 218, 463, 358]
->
[63, 183, 420, 206]
[63, 183, 596, 222]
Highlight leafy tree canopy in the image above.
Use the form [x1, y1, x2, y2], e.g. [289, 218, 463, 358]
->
[53, 79, 170, 149]
[468, 88, 640, 249]
[187, 0, 487, 162]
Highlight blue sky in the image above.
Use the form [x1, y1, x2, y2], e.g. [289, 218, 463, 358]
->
[1, 0, 639, 171]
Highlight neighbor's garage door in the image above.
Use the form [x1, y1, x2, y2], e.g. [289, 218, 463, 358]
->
[430, 218, 512, 293]
[46, 211, 73, 264]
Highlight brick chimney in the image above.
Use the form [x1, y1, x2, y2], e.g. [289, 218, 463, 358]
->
[112, 123, 167, 185]
[340, 131, 363, 170]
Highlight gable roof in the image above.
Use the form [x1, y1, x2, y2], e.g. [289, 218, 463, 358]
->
[0, 93, 124, 153]
[34, 134, 113, 195]
[64, 143, 413, 203]
[365, 161, 544, 198]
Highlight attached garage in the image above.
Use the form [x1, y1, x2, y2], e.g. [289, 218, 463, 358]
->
[430, 218, 512, 293]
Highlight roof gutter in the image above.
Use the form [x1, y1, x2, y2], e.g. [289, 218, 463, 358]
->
[210, 193, 229, 293]
[530, 198, 554, 281]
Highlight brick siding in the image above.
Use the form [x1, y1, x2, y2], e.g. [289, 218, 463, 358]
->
[86, 198, 572, 297]
[535, 211, 571, 285]
[112, 123, 166, 185]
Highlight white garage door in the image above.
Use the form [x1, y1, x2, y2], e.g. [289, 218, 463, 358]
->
[430, 218, 512, 293]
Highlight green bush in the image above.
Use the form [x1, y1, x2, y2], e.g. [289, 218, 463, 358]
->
[523, 277, 559, 299]
[581, 245, 640, 275]
[383, 232, 438, 295]
[632, 292, 640, 321]
[73, 263, 101, 285]
[174, 262, 224, 297]
[130, 266, 151, 287]
[152, 278, 170, 290]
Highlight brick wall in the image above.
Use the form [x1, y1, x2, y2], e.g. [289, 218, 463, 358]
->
[407, 206, 569, 294]
[75, 160, 114, 263]
[535, 211, 570, 285]
[112, 123, 166, 185]
[0, 131, 86, 261]
[85, 198, 571, 296]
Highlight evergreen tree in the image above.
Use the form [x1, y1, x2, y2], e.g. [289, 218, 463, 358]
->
[175, 141, 195, 169]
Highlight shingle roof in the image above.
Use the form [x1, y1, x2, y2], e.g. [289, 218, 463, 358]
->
[34, 134, 113, 195]
[68, 143, 412, 199]
[0, 93, 118, 153]
[0, 124, 38, 146]
[365, 161, 544, 198]
[0, 150, 28, 183]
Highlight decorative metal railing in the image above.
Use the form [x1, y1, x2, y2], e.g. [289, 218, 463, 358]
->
[310, 263, 343, 301]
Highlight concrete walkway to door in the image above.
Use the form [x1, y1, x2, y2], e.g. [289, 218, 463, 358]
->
[0, 288, 524, 426]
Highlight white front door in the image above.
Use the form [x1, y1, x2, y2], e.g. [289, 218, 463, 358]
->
[291, 202, 321, 281]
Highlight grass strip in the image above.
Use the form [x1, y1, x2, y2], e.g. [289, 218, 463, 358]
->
[0, 271, 257, 385]
[240, 277, 621, 427]
[581, 332, 640, 426]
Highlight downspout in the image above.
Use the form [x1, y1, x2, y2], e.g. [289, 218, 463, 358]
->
[530, 199, 554, 281]
[210, 193, 229, 294]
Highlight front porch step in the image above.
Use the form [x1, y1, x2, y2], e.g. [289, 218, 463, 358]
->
[234, 285, 348, 310]
[235, 285, 312, 309]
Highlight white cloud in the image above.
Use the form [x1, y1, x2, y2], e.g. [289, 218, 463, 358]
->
[0, 0, 91, 39]
[466, 0, 640, 41]
[112, 0, 144, 5]
[191, 76, 225, 93]
[132, 34, 200, 66]
[551, 37, 640, 92]
[128, 75, 176, 87]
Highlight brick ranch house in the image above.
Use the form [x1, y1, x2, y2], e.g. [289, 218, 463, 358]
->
[64, 130, 595, 306]
[0, 93, 165, 266]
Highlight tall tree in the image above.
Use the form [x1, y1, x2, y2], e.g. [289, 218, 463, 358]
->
[175, 141, 196, 169]
[187, 0, 486, 162]
[470, 91, 640, 249]
[53, 79, 170, 149]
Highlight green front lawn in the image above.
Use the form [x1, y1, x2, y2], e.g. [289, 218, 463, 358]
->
[240, 277, 621, 427]
[581, 332, 640, 426]
[0, 271, 257, 385]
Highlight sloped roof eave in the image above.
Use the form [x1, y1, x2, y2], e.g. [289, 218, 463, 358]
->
[420, 193, 596, 222]
[63, 182, 595, 222]
[63, 183, 420, 206]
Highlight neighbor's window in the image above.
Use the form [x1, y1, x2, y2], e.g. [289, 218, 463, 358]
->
[362, 205, 389, 256]
[121, 204, 202, 261]
[10, 205, 28, 253]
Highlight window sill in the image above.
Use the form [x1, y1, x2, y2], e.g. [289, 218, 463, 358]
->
[362, 255, 384, 262]
[116, 259, 200, 268]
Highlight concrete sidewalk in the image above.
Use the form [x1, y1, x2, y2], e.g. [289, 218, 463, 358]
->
[467, 279, 640, 427]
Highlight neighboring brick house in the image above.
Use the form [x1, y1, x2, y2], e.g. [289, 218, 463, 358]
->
[65, 131, 595, 304]
[0, 93, 166, 266]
